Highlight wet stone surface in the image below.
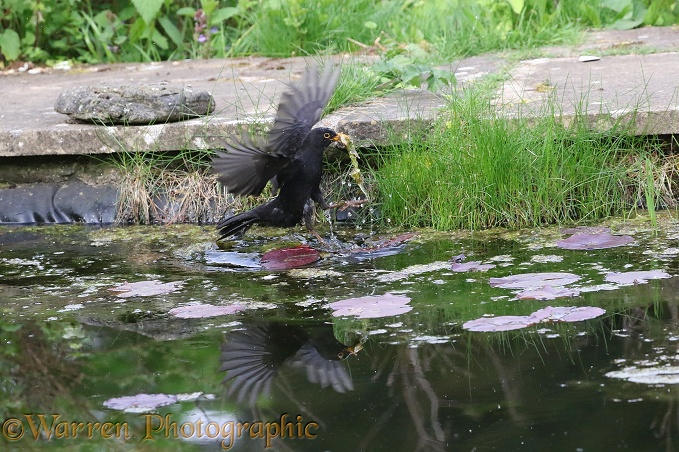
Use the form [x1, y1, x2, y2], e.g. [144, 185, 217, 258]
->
[2, 216, 679, 450]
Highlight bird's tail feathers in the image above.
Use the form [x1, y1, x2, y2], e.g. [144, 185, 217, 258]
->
[217, 211, 259, 240]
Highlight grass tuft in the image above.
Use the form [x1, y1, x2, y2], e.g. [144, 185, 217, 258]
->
[373, 89, 667, 230]
[111, 150, 234, 225]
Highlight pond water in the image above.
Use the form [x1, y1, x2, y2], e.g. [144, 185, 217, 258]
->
[2, 218, 679, 451]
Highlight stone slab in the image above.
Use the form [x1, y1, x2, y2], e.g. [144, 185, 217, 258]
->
[496, 52, 679, 134]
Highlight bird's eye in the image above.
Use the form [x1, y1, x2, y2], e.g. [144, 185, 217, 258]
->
[324, 132, 331, 139]
[337, 352, 345, 359]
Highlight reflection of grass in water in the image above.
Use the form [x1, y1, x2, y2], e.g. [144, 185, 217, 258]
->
[0, 321, 84, 413]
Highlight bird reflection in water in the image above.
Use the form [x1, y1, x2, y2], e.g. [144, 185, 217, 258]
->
[219, 320, 363, 405]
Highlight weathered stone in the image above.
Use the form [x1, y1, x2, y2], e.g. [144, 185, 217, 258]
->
[54, 84, 216, 125]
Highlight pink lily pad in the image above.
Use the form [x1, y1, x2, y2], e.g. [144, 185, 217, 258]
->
[168, 303, 245, 319]
[451, 261, 496, 272]
[556, 232, 633, 250]
[463, 315, 533, 332]
[528, 306, 606, 322]
[329, 293, 412, 319]
[516, 286, 580, 300]
[261, 245, 320, 270]
[489, 272, 580, 289]
[109, 280, 184, 298]
[463, 305, 606, 332]
[103, 393, 177, 413]
[604, 270, 671, 285]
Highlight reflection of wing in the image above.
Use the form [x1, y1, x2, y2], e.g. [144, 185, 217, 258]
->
[211, 133, 288, 196]
[292, 343, 354, 393]
[267, 64, 341, 157]
[219, 326, 282, 405]
[219, 321, 356, 406]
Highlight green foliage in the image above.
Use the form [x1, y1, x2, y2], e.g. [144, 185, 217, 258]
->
[374, 90, 660, 230]
[371, 41, 456, 91]
[1, 0, 677, 66]
[0, 28, 19, 60]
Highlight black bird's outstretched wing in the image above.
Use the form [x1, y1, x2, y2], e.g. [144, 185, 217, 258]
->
[212, 133, 288, 196]
[267, 64, 341, 157]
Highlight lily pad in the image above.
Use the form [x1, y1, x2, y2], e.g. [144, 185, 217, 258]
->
[528, 305, 605, 322]
[103, 393, 177, 413]
[377, 261, 449, 282]
[168, 303, 245, 319]
[451, 261, 496, 273]
[261, 245, 320, 270]
[556, 232, 633, 250]
[489, 272, 580, 289]
[463, 305, 605, 332]
[606, 365, 679, 384]
[205, 249, 261, 268]
[516, 286, 580, 300]
[604, 270, 671, 285]
[109, 280, 184, 298]
[329, 293, 412, 319]
[463, 315, 533, 332]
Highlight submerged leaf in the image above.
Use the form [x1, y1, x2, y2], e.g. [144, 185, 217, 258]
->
[516, 286, 580, 300]
[205, 249, 261, 268]
[451, 261, 496, 272]
[377, 261, 449, 282]
[109, 280, 184, 298]
[463, 315, 533, 332]
[604, 270, 671, 285]
[463, 305, 605, 332]
[261, 245, 320, 270]
[104, 393, 177, 413]
[606, 366, 679, 384]
[354, 232, 417, 254]
[528, 305, 605, 322]
[168, 303, 245, 319]
[329, 293, 412, 319]
[557, 232, 633, 250]
[490, 272, 580, 289]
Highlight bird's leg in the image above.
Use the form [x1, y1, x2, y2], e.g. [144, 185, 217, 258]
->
[303, 198, 326, 243]
[310, 228, 326, 244]
[310, 186, 329, 210]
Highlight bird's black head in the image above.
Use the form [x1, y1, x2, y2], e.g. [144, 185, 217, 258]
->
[307, 127, 348, 150]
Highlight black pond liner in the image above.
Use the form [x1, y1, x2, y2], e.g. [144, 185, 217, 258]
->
[0, 181, 118, 225]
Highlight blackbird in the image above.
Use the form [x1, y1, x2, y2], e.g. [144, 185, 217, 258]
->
[211, 64, 348, 241]
[219, 321, 362, 405]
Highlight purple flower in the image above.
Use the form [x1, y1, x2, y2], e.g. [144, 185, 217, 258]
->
[210, 27, 218, 34]
[197, 34, 207, 43]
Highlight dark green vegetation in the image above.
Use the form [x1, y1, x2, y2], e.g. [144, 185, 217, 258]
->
[1, 0, 677, 65]
[374, 92, 678, 230]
